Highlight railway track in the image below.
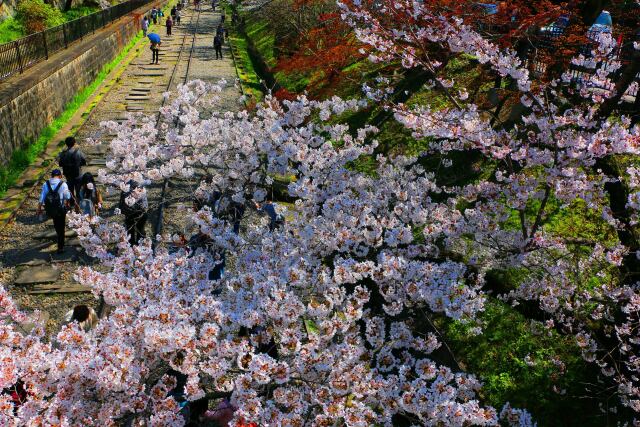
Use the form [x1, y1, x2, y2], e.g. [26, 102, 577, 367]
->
[151, 5, 202, 249]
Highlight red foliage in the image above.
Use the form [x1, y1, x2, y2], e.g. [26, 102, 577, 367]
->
[235, 418, 258, 427]
[276, 11, 365, 96]
[274, 88, 298, 101]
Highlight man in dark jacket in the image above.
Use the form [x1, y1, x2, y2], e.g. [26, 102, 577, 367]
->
[213, 34, 223, 59]
[57, 136, 86, 202]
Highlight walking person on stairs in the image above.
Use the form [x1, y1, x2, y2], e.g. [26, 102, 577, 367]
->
[213, 34, 223, 59]
[57, 136, 86, 204]
[78, 172, 103, 217]
[150, 36, 161, 64]
[166, 16, 173, 36]
[142, 16, 149, 37]
[37, 169, 72, 254]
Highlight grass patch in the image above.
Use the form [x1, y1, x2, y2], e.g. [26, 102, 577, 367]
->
[0, 30, 145, 197]
[243, 14, 275, 67]
[228, 27, 263, 101]
[0, 18, 25, 44]
[437, 298, 606, 426]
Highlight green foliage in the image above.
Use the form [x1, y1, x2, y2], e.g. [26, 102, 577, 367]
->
[0, 31, 143, 197]
[439, 299, 606, 426]
[228, 30, 263, 101]
[244, 15, 275, 67]
[0, 5, 102, 43]
[16, 0, 65, 34]
[62, 5, 100, 21]
[0, 18, 25, 43]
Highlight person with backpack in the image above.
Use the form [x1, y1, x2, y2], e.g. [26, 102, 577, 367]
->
[119, 180, 148, 246]
[213, 34, 223, 59]
[78, 172, 103, 217]
[166, 16, 173, 36]
[57, 136, 86, 203]
[151, 7, 158, 25]
[37, 169, 72, 253]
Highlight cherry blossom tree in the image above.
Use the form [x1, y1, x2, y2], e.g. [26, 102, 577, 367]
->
[340, 0, 640, 417]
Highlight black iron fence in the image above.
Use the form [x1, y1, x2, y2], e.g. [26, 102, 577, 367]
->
[0, 0, 155, 82]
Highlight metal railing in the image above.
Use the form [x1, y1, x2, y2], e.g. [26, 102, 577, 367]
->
[0, 0, 154, 82]
[529, 28, 640, 99]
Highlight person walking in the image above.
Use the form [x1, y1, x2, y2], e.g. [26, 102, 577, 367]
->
[78, 172, 102, 217]
[170, 5, 177, 20]
[119, 180, 148, 246]
[151, 7, 158, 25]
[216, 23, 226, 42]
[175, 8, 181, 25]
[211, 0, 216, 11]
[141, 16, 149, 37]
[166, 16, 173, 36]
[213, 34, 223, 59]
[150, 38, 161, 64]
[37, 169, 71, 254]
[57, 136, 86, 203]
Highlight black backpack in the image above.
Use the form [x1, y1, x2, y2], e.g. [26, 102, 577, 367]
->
[59, 149, 82, 178]
[44, 181, 66, 218]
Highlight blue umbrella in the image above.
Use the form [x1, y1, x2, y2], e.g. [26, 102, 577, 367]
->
[148, 33, 161, 43]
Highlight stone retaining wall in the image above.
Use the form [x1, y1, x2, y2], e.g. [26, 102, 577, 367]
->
[0, 3, 159, 166]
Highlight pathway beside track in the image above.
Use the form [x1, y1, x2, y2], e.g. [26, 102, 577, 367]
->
[0, 4, 241, 334]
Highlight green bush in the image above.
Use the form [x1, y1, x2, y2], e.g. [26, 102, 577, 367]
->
[16, 0, 65, 34]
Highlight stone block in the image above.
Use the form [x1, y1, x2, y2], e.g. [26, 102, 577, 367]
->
[14, 266, 61, 284]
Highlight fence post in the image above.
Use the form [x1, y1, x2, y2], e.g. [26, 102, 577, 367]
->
[14, 41, 23, 73]
[62, 23, 68, 48]
[42, 31, 49, 59]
